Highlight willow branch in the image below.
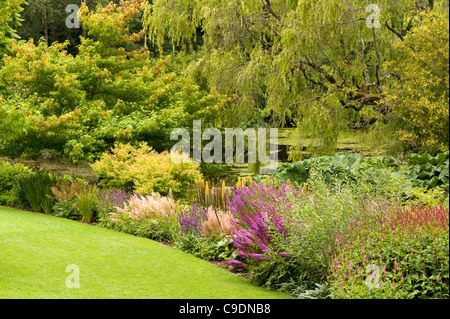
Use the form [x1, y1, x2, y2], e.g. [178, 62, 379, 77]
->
[263, 0, 282, 22]
[383, 22, 404, 41]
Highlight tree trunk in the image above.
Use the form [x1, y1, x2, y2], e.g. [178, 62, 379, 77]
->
[82, 0, 87, 38]
[43, 0, 48, 48]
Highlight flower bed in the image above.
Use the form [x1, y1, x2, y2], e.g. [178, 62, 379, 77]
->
[1, 155, 448, 299]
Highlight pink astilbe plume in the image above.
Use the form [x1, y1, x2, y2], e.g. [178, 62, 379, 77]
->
[111, 190, 176, 223]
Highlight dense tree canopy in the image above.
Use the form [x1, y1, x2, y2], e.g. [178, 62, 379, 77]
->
[15, 0, 143, 55]
[0, 0, 448, 163]
[385, 10, 449, 154]
[0, 0, 229, 162]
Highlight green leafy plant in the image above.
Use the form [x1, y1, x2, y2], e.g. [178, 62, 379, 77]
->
[0, 160, 31, 206]
[255, 154, 402, 193]
[12, 169, 58, 214]
[108, 217, 174, 243]
[195, 235, 236, 261]
[407, 152, 449, 192]
[0, 0, 25, 57]
[75, 185, 99, 223]
[51, 199, 81, 220]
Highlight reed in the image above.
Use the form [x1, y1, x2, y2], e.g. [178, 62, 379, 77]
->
[75, 185, 100, 223]
[187, 176, 232, 211]
[14, 169, 57, 214]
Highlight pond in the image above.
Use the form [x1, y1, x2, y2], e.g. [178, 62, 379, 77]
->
[0, 129, 373, 184]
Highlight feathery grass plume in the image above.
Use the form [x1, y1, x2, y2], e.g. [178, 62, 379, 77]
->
[111, 190, 176, 223]
[201, 207, 236, 237]
[51, 180, 86, 202]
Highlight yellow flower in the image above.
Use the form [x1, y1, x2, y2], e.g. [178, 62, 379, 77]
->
[221, 181, 225, 200]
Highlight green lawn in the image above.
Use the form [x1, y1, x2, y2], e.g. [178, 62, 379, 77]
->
[0, 206, 290, 299]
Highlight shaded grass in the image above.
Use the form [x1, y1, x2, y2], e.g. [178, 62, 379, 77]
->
[0, 206, 290, 299]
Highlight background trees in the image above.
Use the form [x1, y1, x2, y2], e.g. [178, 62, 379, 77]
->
[143, 0, 446, 156]
[0, 0, 448, 163]
[385, 11, 449, 154]
[15, 0, 139, 55]
[0, 0, 229, 162]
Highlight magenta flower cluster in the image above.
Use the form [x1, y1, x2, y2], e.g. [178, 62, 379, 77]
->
[226, 182, 299, 268]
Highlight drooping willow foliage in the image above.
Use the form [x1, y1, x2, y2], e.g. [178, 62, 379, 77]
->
[143, 0, 445, 156]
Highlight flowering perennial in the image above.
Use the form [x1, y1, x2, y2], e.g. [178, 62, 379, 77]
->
[226, 181, 300, 265]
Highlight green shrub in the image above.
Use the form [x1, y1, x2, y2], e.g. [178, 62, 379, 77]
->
[249, 255, 325, 294]
[107, 215, 174, 243]
[0, 161, 30, 192]
[52, 199, 81, 220]
[254, 154, 401, 188]
[12, 169, 58, 214]
[407, 152, 449, 193]
[175, 234, 236, 261]
[0, 161, 31, 206]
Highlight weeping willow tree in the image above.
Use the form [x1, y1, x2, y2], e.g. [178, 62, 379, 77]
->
[142, 0, 443, 157]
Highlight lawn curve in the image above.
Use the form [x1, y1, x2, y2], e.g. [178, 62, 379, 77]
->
[0, 206, 290, 299]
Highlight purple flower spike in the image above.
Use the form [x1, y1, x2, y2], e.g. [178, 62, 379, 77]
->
[248, 253, 269, 260]
[237, 251, 249, 259]
[225, 260, 246, 268]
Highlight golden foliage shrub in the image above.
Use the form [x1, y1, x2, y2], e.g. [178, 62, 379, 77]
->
[91, 142, 202, 199]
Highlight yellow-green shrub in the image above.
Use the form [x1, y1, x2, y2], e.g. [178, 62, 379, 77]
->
[385, 11, 449, 154]
[92, 142, 201, 199]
